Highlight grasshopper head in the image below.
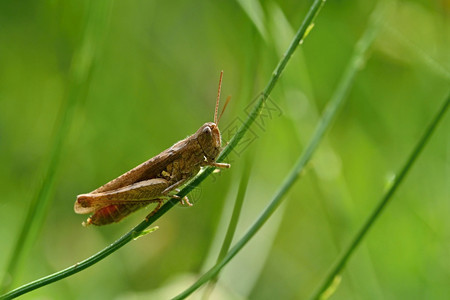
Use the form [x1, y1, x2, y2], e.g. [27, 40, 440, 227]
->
[196, 122, 221, 161]
[196, 71, 230, 162]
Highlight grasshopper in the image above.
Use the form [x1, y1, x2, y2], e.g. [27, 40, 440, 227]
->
[74, 71, 230, 226]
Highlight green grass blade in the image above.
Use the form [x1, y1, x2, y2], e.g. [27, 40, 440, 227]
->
[310, 93, 450, 299]
[0, 0, 325, 298]
[202, 153, 254, 299]
[173, 2, 388, 299]
[216, 155, 253, 264]
[171, 2, 388, 299]
[236, 0, 267, 41]
[0, 1, 112, 293]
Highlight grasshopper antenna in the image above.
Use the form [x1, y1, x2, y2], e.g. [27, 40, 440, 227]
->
[217, 95, 231, 126]
[214, 70, 224, 124]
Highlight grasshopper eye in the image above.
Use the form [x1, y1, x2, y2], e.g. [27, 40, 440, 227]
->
[203, 126, 212, 135]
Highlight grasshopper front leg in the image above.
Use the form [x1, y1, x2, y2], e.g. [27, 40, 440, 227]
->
[208, 162, 230, 168]
[204, 157, 230, 169]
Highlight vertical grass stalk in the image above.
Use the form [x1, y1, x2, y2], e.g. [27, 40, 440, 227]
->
[310, 94, 450, 299]
[0, 0, 325, 298]
[202, 153, 254, 299]
[171, 1, 389, 299]
[1, 1, 112, 293]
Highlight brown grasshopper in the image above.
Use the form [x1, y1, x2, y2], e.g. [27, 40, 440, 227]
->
[74, 71, 230, 226]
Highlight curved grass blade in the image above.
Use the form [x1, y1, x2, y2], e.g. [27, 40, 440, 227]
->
[0, 0, 326, 299]
[0, 1, 113, 293]
[202, 152, 254, 299]
[171, 2, 390, 298]
[310, 94, 450, 299]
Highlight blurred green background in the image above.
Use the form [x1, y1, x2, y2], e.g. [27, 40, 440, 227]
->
[0, 0, 449, 299]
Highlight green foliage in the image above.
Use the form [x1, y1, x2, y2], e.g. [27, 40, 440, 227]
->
[0, 0, 449, 299]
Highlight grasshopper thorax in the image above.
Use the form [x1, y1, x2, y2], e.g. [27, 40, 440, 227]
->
[196, 122, 221, 161]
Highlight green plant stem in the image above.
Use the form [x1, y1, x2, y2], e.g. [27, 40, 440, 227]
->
[217, 156, 253, 265]
[202, 153, 254, 299]
[171, 3, 389, 298]
[0, 1, 112, 294]
[0, 1, 326, 299]
[310, 94, 450, 299]
[0, 204, 171, 300]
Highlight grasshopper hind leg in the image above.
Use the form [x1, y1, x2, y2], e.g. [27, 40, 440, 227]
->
[144, 199, 164, 221]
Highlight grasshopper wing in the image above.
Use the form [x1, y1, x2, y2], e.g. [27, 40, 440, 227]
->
[74, 178, 169, 214]
[89, 137, 191, 194]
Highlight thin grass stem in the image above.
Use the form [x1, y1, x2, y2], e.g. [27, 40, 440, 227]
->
[202, 153, 254, 299]
[170, 1, 390, 298]
[310, 93, 450, 299]
[173, 2, 390, 300]
[0, 1, 326, 299]
[0, 1, 112, 294]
